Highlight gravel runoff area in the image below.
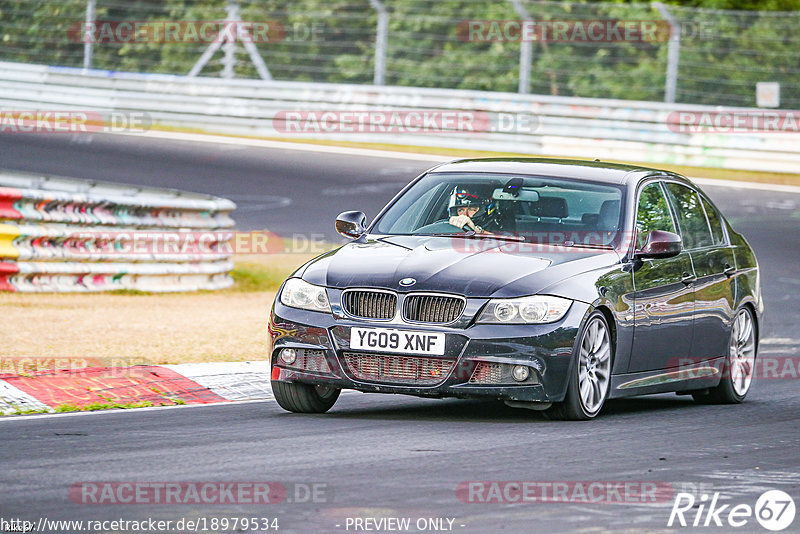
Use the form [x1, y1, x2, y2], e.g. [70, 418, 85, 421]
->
[0, 253, 320, 365]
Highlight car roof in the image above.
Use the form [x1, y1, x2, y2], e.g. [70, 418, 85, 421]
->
[429, 158, 674, 186]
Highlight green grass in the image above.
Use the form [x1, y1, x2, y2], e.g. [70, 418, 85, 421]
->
[228, 262, 289, 292]
[2, 400, 158, 416]
[90, 265, 281, 296]
[1, 394, 188, 417]
[226, 253, 333, 292]
[54, 400, 156, 412]
[87, 255, 320, 297]
[4, 407, 52, 415]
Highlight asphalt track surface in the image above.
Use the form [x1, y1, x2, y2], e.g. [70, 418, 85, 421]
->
[1, 132, 799, 533]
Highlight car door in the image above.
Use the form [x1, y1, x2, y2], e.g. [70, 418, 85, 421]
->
[664, 183, 736, 364]
[628, 181, 696, 373]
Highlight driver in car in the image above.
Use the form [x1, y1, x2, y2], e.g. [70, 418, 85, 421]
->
[447, 187, 505, 233]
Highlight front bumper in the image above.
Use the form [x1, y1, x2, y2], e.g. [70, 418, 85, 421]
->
[269, 299, 590, 403]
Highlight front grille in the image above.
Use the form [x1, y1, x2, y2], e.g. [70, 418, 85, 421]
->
[342, 290, 397, 320]
[469, 362, 503, 384]
[404, 294, 465, 323]
[342, 352, 454, 385]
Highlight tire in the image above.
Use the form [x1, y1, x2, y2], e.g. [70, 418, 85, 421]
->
[545, 311, 613, 421]
[272, 381, 341, 413]
[692, 306, 756, 405]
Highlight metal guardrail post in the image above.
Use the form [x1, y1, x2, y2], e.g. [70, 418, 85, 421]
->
[82, 0, 96, 73]
[655, 2, 680, 104]
[189, 0, 272, 80]
[369, 0, 388, 86]
[510, 0, 532, 95]
[222, 1, 237, 79]
[238, 13, 272, 80]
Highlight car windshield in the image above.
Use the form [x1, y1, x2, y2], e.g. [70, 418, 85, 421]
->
[373, 172, 625, 247]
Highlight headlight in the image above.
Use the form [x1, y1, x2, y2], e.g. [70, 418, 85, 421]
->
[477, 295, 572, 324]
[280, 278, 331, 313]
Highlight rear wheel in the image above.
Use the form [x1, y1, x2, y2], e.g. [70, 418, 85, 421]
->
[692, 307, 756, 404]
[272, 381, 341, 413]
[545, 311, 613, 421]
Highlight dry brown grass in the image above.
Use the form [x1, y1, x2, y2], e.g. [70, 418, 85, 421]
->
[0, 291, 276, 364]
[0, 253, 324, 365]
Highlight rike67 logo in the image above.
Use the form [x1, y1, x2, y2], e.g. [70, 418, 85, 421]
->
[668, 490, 796, 531]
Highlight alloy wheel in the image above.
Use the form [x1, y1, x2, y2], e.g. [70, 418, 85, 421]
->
[578, 316, 612, 414]
[730, 309, 756, 396]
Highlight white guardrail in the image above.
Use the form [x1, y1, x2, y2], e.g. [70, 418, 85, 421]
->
[0, 170, 236, 292]
[1, 61, 798, 173]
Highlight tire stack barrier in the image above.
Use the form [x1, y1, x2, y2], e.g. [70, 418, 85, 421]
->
[0, 171, 236, 292]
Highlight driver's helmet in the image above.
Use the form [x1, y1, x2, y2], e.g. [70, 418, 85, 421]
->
[448, 187, 487, 217]
[447, 186, 498, 222]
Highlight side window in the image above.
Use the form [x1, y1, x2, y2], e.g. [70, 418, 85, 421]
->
[636, 182, 676, 249]
[701, 197, 727, 246]
[665, 183, 714, 249]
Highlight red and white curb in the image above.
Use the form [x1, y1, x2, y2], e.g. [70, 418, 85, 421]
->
[0, 361, 272, 415]
[0, 380, 51, 413]
[164, 362, 273, 402]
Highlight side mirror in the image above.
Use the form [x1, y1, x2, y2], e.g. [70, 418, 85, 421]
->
[634, 230, 682, 260]
[335, 211, 367, 239]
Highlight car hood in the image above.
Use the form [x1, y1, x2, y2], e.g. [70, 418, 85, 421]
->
[300, 235, 621, 298]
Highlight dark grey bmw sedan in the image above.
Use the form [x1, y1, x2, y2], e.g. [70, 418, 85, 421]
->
[268, 158, 762, 420]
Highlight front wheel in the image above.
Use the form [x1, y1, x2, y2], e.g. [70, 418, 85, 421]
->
[692, 306, 756, 405]
[272, 380, 341, 413]
[545, 311, 613, 421]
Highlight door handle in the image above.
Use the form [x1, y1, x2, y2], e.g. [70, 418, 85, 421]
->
[681, 272, 696, 285]
[723, 263, 736, 277]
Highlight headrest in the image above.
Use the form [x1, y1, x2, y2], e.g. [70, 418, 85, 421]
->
[533, 197, 568, 219]
[582, 213, 599, 226]
[599, 200, 620, 230]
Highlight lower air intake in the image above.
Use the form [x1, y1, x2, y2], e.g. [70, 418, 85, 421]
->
[284, 349, 331, 373]
[342, 352, 454, 386]
[469, 362, 503, 384]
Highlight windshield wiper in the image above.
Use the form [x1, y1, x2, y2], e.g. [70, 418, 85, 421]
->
[553, 241, 613, 249]
[429, 232, 526, 242]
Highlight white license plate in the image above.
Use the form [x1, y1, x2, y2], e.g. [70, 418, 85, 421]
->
[350, 327, 446, 356]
